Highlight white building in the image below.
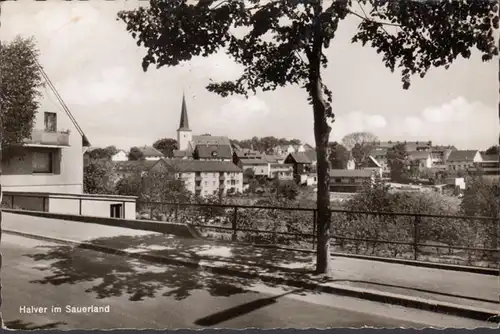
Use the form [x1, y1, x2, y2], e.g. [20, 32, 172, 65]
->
[111, 150, 128, 162]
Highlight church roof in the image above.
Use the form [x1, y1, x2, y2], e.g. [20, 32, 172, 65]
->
[178, 93, 191, 131]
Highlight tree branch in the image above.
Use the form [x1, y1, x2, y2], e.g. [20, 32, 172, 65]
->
[347, 7, 401, 28]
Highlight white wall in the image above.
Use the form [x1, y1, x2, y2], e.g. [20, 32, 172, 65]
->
[2, 86, 85, 194]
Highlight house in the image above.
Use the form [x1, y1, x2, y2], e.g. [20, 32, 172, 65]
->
[469, 154, 500, 175]
[361, 156, 383, 178]
[408, 151, 433, 171]
[446, 150, 482, 171]
[233, 149, 269, 177]
[305, 173, 318, 186]
[263, 154, 285, 164]
[111, 150, 128, 162]
[430, 145, 457, 165]
[269, 163, 294, 180]
[1, 66, 137, 220]
[136, 146, 164, 161]
[2, 85, 91, 194]
[163, 160, 243, 197]
[284, 151, 317, 184]
[329, 169, 374, 193]
[370, 149, 389, 175]
[272, 143, 314, 157]
[173, 94, 232, 161]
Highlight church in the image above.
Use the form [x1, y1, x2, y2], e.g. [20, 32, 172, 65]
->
[173, 94, 233, 161]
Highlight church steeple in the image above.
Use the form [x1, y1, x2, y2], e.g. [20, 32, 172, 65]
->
[178, 93, 190, 131]
[177, 92, 192, 152]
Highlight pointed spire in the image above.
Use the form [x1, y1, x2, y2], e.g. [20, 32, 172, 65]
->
[178, 92, 190, 131]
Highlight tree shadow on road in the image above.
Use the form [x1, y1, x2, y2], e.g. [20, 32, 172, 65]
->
[25, 234, 323, 302]
[5, 319, 67, 330]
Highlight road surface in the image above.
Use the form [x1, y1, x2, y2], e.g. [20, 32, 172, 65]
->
[1, 234, 495, 330]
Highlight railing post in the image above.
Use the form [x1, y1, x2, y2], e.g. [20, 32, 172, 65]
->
[175, 203, 179, 222]
[122, 201, 126, 218]
[312, 209, 317, 250]
[42, 196, 46, 212]
[232, 206, 238, 242]
[11, 195, 14, 209]
[79, 198, 82, 215]
[413, 215, 421, 261]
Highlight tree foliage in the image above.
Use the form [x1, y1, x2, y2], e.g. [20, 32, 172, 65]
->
[128, 146, 145, 161]
[118, 0, 499, 274]
[328, 141, 349, 169]
[387, 143, 410, 182]
[1, 37, 44, 153]
[83, 159, 116, 194]
[342, 132, 378, 168]
[153, 138, 177, 157]
[232, 136, 304, 153]
[484, 145, 499, 156]
[87, 146, 120, 161]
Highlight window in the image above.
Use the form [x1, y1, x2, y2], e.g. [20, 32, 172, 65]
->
[230, 180, 236, 186]
[32, 151, 53, 173]
[110, 204, 123, 218]
[44, 112, 57, 132]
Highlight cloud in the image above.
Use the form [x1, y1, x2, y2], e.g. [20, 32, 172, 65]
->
[55, 66, 144, 106]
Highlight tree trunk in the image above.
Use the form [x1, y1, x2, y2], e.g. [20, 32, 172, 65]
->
[308, 0, 332, 275]
[0, 1, 5, 327]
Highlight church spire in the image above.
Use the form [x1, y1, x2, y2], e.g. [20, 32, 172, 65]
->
[178, 92, 190, 131]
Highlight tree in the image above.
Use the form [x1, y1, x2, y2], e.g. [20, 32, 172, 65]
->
[276, 180, 299, 201]
[485, 145, 499, 156]
[118, 0, 498, 274]
[328, 141, 349, 169]
[343, 132, 378, 168]
[84, 159, 116, 194]
[153, 138, 177, 158]
[0, 35, 44, 327]
[387, 143, 409, 182]
[88, 145, 119, 160]
[128, 146, 145, 161]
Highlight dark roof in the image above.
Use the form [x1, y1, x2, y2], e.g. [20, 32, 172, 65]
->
[191, 135, 231, 146]
[287, 150, 316, 164]
[138, 146, 164, 157]
[480, 154, 499, 162]
[178, 93, 191, 131]
[173, 150, 192, 158]
[447, 150, 479, 162]
[234, 148, 262, 158]
[164, 160, 243, 173]
[195, 144, 232, 159]
[329, 169, 373, 178]
[370, 148, 388, 157]
[240, 159, 268, 166]
[113, 160, 160, 172]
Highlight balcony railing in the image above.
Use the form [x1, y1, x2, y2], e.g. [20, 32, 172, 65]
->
[24, 129, 70, 147]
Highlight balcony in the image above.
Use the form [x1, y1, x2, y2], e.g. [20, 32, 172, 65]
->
[24, 129, 70, 147]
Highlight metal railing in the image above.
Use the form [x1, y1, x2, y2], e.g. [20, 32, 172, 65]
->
[2, 192, 498, 268]
[137, 200, 499, 269]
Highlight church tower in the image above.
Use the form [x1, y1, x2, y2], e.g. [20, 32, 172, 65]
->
[177, 93, 192, 151]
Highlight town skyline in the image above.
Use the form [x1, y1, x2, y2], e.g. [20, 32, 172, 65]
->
[1, 0, 498, 151]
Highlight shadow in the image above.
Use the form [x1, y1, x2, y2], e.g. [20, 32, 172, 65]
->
[331, 279, 499, 304]
[5, 319, 67, 330]
[194, 289, 304, 326]
[25, 234, 319, 302]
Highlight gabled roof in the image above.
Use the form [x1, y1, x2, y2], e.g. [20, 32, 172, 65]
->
[191, 135, 231, 146]
[137, 146, 164, 157]
[163, 159, 243, 173]
[480, 154, 499, 162]
[329, 169, 373, 178]
[178, 93, 191, 131]
[447, 150, 479, 162]
[195, 144, 232, 159]
[286, 152, 312, 164]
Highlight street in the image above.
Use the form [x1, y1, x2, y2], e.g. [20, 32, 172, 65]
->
[1, 234, 495, 330]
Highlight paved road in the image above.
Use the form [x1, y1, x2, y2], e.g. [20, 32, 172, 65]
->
[1, 234, 495, 330]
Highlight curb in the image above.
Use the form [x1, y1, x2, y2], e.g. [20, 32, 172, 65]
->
[5, 229, 499, 323]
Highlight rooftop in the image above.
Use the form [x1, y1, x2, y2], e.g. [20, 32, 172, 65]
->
[164, 159, 243, 173]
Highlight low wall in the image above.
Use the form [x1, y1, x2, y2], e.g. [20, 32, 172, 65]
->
[4, 209, 195, 239]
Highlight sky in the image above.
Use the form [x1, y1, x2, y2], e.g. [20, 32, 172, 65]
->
[1, 0, 498, 151]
